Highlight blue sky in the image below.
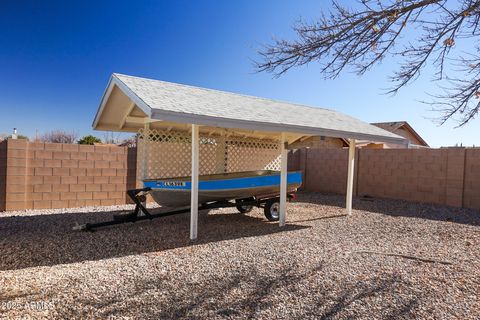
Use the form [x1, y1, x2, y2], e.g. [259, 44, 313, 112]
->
[0, 0, 478, 147]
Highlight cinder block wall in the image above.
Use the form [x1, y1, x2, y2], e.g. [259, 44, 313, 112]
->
[289, 147, 480, 210]
[0, 140, 7, 211]
[304, 148, 349, 194]
[2, 140, 478, 211]
[357, 149, 450, 205]
[288, 148, 361, 195]
[3, 139, 137, 211]
[464, 148, 480, 210]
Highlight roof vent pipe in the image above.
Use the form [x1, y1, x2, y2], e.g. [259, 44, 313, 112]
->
[12, 128, 17, 139]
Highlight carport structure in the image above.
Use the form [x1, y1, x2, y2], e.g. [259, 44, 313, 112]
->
[93, 73, 404, 240]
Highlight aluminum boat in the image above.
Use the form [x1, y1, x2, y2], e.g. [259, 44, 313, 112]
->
[143, 170, 302, 207]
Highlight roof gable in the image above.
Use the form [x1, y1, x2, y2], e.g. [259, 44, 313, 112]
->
[372, 121, 428, 147]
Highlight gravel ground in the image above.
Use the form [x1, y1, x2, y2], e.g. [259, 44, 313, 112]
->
[0, 192, 479, 319]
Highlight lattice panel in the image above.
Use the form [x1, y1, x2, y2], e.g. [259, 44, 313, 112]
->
[225, 138, 281, 172]
[137, 128, 281, 180]
[137, 128, 192, 180]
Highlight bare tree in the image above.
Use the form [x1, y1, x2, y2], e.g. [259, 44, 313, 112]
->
[118, 134, 138, 148]
[41, 130, 78, 144]
[102, 132, 122, 145]
[256, 0, 480, 126]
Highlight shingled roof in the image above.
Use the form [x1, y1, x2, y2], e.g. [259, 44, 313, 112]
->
[93, 73, 405, 144]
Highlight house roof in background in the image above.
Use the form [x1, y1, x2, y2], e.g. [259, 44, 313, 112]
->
[372, 121, 429, 147]
[93, 73, 405, 144]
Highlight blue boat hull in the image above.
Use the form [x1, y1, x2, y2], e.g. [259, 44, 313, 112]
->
[143, 170, 302, 207]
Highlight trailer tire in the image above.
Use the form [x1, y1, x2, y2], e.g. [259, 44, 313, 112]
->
[264, 199, 280, 221]
[235, 198, 254, 214]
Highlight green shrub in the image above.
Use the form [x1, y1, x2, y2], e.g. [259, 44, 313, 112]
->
[78, 135, 102, 145]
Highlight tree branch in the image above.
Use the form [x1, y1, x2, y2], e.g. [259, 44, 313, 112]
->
[256, 0, 480, 126]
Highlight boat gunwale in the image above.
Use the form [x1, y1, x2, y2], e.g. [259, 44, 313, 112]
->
[143, 170, 302, 182]
[147, 183, 301, 193]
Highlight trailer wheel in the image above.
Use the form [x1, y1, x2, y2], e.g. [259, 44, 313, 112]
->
[235, 198, 254, 213]
[264, 199, 280, 221]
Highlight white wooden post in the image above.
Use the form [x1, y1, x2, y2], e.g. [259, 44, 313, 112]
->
[346, 139, 356, 215]
[279, 133, 288, 227]
[142, 123, 150, 181]
[190, 124, 199, 240]
[141, 123, 150, 211]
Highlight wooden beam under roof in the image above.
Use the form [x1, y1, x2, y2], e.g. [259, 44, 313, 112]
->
[119, 102, 136, 129]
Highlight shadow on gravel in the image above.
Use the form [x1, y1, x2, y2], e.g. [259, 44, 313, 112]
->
[0, 208, 309, 271]
[291, 214, 348, 223]
[295, 192, 480, 226]
[59, 263, 418, 319]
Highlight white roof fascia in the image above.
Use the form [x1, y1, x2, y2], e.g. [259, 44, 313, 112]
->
[92, 75, 152, 128]
[149, 109, 405, 144]
[92, 77, 114, 128]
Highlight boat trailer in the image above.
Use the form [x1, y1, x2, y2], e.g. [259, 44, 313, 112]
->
[73, 188, 295, 232]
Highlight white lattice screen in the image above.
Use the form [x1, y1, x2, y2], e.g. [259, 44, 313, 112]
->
[137, 128, 281, 180]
